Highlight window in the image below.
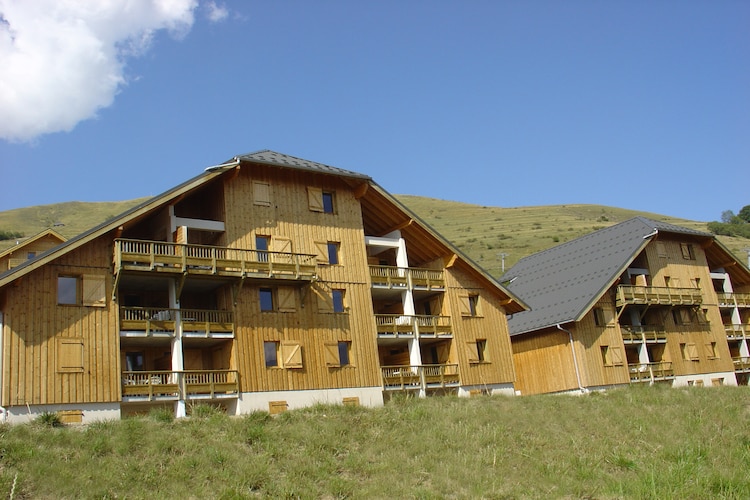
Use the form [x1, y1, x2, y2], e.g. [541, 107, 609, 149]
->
[58, 276, 79, 305]
[680, 342, 699, 361]
[332, 289, 346, 313]
[467, 339, 488, 363]
[253, 181, 271, 206]
[307, 187, 335, 213]
[256, 235, 270, 262]
[327, 242, 340, 265]
[324, 340, 351, 367]
[57, 337, 84, 372]
[600, 346, 624, 366]
[461, 293, 481, 317]
[680, 243, 695, 260]
[337, 341, 351, 366]
[259, 288, 274, 311]
[593, 308, 608, 327]
[125, 352, 144, 371]
[316, 286, 346, 314]
[322, 192, 335, 213]
[264, 341, 279, 367]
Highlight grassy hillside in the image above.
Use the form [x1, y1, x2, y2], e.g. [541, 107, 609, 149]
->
[1, 196, 748, 274]
[398, 195, 749, 275]
[1, 386, 748, 498]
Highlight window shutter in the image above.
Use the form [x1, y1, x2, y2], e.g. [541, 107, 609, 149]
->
[465, 341, 479, 363]
[314, 241, 329, 264]
[316, 286, 333, 313]
[687, 343, 699, 360]
[324, 341, 340, 367]
[57, 338, 84, 372]
[656, 242, 667, 258]
[610, 346, 624, 366]
[271, 237, 292, 254]
[253, 181, 271, 206]
[307, 187, 324, 212]
[281, 341, 302, 369]
[277, 287, 297, 313]
[82, 275, 106, 307]
[459, 294, 471, 317]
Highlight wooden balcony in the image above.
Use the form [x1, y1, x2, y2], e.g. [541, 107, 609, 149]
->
[616, 285, 703, 308]
[381, 364, 459, 391]
[120, 307, 234, 338]
[724, 324, 747, 340]
[121, 370, 239, 400]
[733, 357, 750, 372]
[620, 325, 667, 343]
[717, 292, 750, 307]
[628, 362, 674, 383]
[114, 239, 317, 281]
[369, 266, 444, 290]
[375, 314, 452, 338]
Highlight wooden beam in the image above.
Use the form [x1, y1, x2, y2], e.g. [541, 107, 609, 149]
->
[353, 182, 369, 199]
[444, 254, 458, 268]
[381, 219, 413, 235]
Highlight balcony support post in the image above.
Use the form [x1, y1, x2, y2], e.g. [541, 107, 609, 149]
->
[169, 279, 186, 418]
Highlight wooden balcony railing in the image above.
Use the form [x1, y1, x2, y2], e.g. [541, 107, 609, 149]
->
[616, 285, 703, 307]
[120, 307, 234, 337]
[114, 239, 317, 281]
[628, 362, 674, 383]
[733, 357, 750, 371]
[724, 324, 747, 339]
[369, 266, 445, 290]
[381, 364, 459, 391]
[717, 292, 750, 307]
[121, 370, 239, 400]
[620, 325, 667, 343]
[375, 314, 452, 338]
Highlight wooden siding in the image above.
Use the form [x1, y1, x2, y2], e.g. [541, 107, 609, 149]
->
[512, 328, 579, 395]
[224, 167, 381, 392]
[572, 297, 630, 388]
[445, 266, 516, 386]
[2, 237, 120, 407]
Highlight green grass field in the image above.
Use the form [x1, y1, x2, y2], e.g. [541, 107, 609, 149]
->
[0, 385, 748, 499]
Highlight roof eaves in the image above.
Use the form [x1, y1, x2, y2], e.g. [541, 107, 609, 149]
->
[0, 167, 230, 288]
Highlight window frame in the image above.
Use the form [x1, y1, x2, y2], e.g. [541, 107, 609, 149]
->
[259, 287, 274, 312]
[264, 341, 280, 368]
[332, 289, 346, 313]
[322, 191, 335, 214]
[327, 241, 340, 265]
[57, 275, 80, 305]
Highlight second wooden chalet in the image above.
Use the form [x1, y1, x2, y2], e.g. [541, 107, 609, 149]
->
[501, 217, 750, 395]
[0, 150, 527, 423]
[0, 229, 66, 272]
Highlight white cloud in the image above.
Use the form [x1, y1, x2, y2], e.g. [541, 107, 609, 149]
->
[205, 1, 228, 23]
[0, 0, 198, 142]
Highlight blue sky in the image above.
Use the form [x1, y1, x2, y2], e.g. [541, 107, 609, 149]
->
[1, 1, 748, 222]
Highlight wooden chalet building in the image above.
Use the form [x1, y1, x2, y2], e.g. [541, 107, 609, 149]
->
[0, 229, 66, 273]
[501, 217, 750, 395]
[0, 150, 526, 423]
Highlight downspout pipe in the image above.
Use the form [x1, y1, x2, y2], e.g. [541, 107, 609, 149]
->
[0, 311, 6, 422]
[557, 324, 587, 394]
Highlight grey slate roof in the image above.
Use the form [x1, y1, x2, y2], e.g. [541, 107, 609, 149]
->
[500, 217, 713, 336]
[234, 150, 371, 181]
